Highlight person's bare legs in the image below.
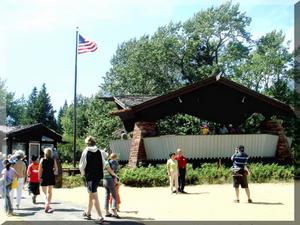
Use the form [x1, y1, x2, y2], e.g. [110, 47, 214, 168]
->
[245, 188, 252, 202]
[235, 188, 240, 201]
[87, 193, 93, 215]
[92, 192, 103, 219]
[47, 186, 53, 208]
[41, 186, 48, 210]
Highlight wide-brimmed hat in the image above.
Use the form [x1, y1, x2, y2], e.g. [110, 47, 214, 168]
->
[15, 150, 25, 158]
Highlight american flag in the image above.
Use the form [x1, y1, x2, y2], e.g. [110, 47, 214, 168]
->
[78, 34, 97, 54]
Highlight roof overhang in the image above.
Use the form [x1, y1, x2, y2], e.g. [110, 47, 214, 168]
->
[110, 75, 295, 131]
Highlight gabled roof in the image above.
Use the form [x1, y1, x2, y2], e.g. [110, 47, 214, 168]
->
[4, 123, 62, 142]
[110, 75, 295, 131]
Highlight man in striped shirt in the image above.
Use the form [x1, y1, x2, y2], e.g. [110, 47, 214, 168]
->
[231, 145, 252, 203]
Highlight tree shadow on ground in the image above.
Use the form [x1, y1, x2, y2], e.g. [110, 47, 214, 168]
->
[119, 210, 138, 214]
[183, 191, 209, 195]
[17, 206, 44, 211]
[36, 202, 61, 205]
[115, 216, 154, 221]
[102, 221, 150, 225]
[250, 201, 283, 205]
[3, 221, 146, 225]
[52, 208, 82, 212]
[13, 211, 36, 217]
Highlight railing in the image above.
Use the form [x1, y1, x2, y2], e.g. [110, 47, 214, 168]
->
[110, 134, 279, 161]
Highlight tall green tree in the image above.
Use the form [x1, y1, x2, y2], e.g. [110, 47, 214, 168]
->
[85, 94, 123, 148]
[6, 93, 26, 126]
[234, 30, 293, 93]
[60, 95, 90, 137]
[102, 2, 252, 95]
[24, 84, 57, 130]
[57, 100, 68, 134]
[0, 78, 7, 124]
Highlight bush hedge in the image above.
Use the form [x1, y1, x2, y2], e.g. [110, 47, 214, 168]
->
[62, 174, 85, 188]
[119, 163, 294, 187]
[62, 163, 294, 188]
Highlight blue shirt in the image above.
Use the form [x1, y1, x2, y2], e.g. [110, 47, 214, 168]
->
[231, 152, 249, 169]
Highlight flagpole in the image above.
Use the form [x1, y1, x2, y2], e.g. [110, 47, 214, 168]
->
[73, 27, 79, 168]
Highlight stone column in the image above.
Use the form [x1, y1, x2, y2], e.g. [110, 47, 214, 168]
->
[128, 121, 156, 168]
[262, 120, 291, 162]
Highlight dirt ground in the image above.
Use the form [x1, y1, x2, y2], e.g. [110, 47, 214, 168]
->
[51, 182, 294, 221]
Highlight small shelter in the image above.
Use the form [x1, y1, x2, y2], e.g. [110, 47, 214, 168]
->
[106, 75, 295, 167]
[0, 123, 62, 161]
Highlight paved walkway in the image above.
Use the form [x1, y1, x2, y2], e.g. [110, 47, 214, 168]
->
[0, 191, 142, 225]
[1, 182, 295, 224]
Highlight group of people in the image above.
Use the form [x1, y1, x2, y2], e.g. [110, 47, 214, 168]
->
[1, 136, 252, 222]
[79, 136, 121, 224]
[0, 148, 58, 216]
[201, 124, 242, 135]
[167, 145, 252, 203]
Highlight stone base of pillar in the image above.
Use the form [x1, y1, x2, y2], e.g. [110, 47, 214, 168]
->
[128, 121, 156, 168]
[262, 120, 291, 162]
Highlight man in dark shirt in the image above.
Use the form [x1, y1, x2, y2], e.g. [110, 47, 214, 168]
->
[231, 145, 252, 203]
[175, 148, 187, 193]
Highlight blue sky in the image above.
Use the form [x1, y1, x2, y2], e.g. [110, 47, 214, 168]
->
[0, 0, 297, 113]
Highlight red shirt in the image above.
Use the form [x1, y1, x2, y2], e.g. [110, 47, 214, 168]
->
[27, 162, 40, 183]
[175, 155, 187, 169]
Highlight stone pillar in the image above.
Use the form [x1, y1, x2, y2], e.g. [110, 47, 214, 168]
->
[128, 121, 156, 168]
[262, 120, 291, 162]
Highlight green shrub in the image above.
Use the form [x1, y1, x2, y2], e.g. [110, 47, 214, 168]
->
[119, 163, 294, 187]
[62, 174, 85, 188]
[62, 163, 294, 188]
[248, 163, 294, 183]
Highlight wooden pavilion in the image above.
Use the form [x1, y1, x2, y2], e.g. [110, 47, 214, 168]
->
[105, 75, 295, 167]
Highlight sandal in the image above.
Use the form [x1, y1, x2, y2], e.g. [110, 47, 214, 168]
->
[233, 200, 240, 203]
[248, 199, 253, 203]
[94, 217, 104, 224]
[45, 207, 54, 213]
[83, 212, 92, 220]
[105, 213, 112, 217]
[112, 214, 121, 219]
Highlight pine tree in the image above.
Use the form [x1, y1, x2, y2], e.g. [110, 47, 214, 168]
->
[25, 86, 38, 124]
[24, 84, 57, 130]
[57, 100, 68, 134]
[36, 84, 57, 130]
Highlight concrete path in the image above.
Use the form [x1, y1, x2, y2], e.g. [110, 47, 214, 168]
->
[1, 182, 295, 224]
[0, 191, 143, 225]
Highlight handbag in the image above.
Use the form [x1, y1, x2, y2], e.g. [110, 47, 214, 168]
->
[11, 177, 18, 189]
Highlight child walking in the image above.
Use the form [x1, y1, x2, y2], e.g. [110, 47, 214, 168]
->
[1, 159, 19, 216]
[27, 155, 40, 204]
[167, 153, 179, 194]
[109, 153, 121, 212]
